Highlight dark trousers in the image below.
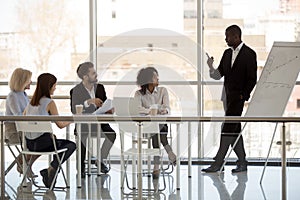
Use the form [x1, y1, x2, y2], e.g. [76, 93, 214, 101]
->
[214, 98, 246, 164]
[77, 123, 116, 172]
[26, 133, 76, 170]
[214, 135, 246, 164]
[152, 124, 169, 164]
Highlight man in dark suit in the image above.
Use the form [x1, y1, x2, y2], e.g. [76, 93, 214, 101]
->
[202, 25, 257, 173]
[70, 62, 116, 177]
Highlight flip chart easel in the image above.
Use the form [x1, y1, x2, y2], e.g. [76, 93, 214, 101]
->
[246, 42, 300, 117]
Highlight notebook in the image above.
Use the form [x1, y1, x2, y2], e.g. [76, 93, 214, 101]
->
[113, 97, 139, 116]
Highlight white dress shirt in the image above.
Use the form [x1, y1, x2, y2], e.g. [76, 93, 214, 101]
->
[231, 42, 244, 67]
[83, 85, 95, 107]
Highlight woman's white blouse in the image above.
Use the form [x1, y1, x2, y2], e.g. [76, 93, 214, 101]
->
[134, 86, 170, 114]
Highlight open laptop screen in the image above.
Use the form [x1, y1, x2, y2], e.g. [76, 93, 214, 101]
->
[113, 97, 139, 116]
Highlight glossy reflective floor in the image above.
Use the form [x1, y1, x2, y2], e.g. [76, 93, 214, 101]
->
[3, 160, 300, 200]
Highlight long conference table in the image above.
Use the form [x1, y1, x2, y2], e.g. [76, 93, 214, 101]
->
[0, 115, 297, 199]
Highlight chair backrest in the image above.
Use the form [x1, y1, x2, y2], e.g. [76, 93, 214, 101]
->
[113, 97, 139, 116]
[15, 121, 53, 133]
[16, 121, 59, 151]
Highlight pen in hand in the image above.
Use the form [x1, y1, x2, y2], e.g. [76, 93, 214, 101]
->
[205, 52, 210, 58]
[206, 52, 214, 69]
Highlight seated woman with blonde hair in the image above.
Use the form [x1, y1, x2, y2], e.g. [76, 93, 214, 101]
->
[5, 68, 39, 178]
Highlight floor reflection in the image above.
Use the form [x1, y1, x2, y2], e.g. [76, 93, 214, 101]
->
[16, 182, 58, 200]
[3, 162, 300, 200]
[202, 172, 247, 200]
[120, 173, 178, 200]
[95, 174, 112, 200]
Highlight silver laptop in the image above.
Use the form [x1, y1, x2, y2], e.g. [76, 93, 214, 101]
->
[113, 97, 139, 116]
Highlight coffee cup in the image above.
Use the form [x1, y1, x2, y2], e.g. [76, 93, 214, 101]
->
[149, 104, 158, 115]
[75, 104, 83, 114]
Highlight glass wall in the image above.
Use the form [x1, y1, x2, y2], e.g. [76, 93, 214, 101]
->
[96, 0, 199, 157]
[1, 0, 300, 159]
[0, 0, 89, 114]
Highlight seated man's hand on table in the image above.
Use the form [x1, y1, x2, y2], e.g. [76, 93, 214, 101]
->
[105, 108, 114, 114]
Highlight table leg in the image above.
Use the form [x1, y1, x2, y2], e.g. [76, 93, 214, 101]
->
[88, 124, 91, 175]
[281, 123, 286, 200]
[77, 123, 81, 188]
[132, 130, 136, 189]
[97, 124, 101, 176]
[66, 125, 70, 183]
[176, 123, 180, 190]
[137, 122, 142, 199]
[188, 122, 191, 178]
[120, 129, 125, 192]
[1, 121, 5, 198]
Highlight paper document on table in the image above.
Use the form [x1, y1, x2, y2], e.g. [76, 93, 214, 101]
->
[93, 99, 113, 114]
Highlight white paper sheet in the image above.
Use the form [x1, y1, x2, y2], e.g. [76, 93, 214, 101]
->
[92, 99, 113, 114]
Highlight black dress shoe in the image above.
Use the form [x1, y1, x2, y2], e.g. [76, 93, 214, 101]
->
[40, 169, 50, 188]
[100, 162, 110, 174]
[201, 164, 224, 173]
[231, 163, 247, 173]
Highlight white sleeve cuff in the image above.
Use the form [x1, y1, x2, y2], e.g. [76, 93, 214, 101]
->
[84, 100, 89, 107]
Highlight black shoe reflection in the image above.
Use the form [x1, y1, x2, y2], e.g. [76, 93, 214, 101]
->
[95, 174, 110, 188]
[233, 171, 248, 184]
[202, 171, 248, 200]
[202, 172, 230, 200]
[95, 174, 112, 200]
[43, 190, 56, 200]
[231, 172, 248, 199]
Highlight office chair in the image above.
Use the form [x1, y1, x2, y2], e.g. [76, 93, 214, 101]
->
[4, 140, 22, 176]
[86, 123, 113, 176]
[119, 121, 166, 194]
[15, 121, 69, 191]
[4, 123, 23, 176]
